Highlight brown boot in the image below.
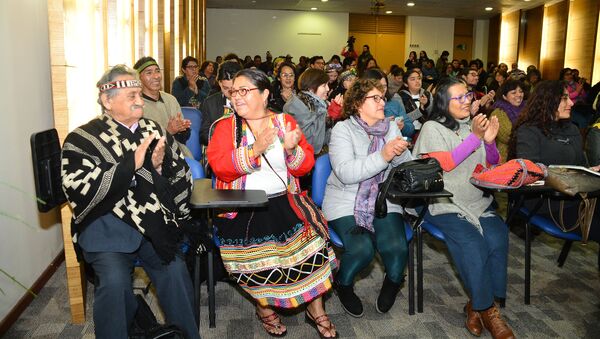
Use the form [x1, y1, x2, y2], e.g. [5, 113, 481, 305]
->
[464, 301, 483, 336]
[480, 304, 515, 339]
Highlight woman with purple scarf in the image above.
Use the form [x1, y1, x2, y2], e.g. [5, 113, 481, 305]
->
[490, 79, 526, 161]
[490, 79, 526, 219]
[322, 79, 413, 317]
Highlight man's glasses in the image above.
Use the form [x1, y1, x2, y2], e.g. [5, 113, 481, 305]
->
[365, 95, 386, 103]
[280, 73, 295, 79]
[186, 65, 199, 69]
[450, 92, 474, 104]
[230, 87, 259, 97]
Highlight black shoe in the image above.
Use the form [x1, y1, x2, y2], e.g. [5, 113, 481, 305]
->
[335, 283, 363, 317]
[375, 276, 402, 313]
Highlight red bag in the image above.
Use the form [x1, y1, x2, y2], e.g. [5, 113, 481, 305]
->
[469, 159, 547, 189]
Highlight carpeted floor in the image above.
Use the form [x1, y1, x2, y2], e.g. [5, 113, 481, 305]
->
[4, 231, 600, 338]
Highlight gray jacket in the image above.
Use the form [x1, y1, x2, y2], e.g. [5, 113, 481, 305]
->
[283, 92, 329, 154]
[322, 117, 413, 221]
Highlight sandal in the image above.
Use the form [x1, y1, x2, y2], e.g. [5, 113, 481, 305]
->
[305, 309, 338, 338]
[255, 311, 287, 337]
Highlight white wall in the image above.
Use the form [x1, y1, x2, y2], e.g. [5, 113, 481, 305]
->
[405, 16, 455, 62]
[0, 0, 63, 322]
[206, 9, 349, 63]
[473, 19, 490, 67]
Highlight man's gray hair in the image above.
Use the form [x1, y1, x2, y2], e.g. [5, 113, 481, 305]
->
[97, 64, 138, 110]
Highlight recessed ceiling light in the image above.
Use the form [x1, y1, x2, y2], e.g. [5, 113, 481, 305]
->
[311, 7, 317, 11]
[385, 10, 393, 14]
[407, 2, 415, 6]
[321, 0, 328, 2]
[524, 0, 531, 2]
[485, 7, 493, 11]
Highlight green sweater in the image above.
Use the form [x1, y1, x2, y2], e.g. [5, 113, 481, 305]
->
[490, 108, 512, 162]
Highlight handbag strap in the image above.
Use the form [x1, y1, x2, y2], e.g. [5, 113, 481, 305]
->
[547, 194, 597, 243]
[246, 123, 289, 190]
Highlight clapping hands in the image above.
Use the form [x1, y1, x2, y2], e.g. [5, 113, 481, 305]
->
[471, 114, 499, 144]
[167, 112, 192, 135]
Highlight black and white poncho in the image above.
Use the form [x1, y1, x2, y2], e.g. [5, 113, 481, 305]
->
[61, 114, 192, 243]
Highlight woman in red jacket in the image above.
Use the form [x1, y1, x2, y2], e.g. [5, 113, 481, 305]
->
[207, 69, 337, 338]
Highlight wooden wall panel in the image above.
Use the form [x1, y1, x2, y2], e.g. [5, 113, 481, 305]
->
[488, 14, 500, 66]
[518, 5, 543, 69]
[453, 19, 473, 62]
[348, 14, 406, 72]
[540, 0, 569, 80]
[47, 0, 85, 324]
[564, 0, 599, 80]
[499, 10, 520, 66]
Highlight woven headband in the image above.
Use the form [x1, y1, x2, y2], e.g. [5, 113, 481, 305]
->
[98, 79, 142, 92]
[136, 60, 159, 73]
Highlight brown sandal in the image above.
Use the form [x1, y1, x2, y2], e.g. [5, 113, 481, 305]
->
[305, 309, 338, 338]
[256, 311, 287, 337]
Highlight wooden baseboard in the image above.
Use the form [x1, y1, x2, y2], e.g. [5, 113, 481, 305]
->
[0, 249, 65, 336]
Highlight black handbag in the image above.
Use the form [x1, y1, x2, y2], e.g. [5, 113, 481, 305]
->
[375, 158, 444, 218]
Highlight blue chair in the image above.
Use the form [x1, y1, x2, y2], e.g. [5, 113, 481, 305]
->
[311, 154, 344, 247]
[181, 107, 203, 162]
[520, 206, 583, 304]
[185, 157, 205, 180]
[311, 154, 416, 314]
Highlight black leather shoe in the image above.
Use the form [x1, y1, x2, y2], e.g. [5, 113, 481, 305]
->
[375, 275, 402, 313]
[335, 283, 363, 317]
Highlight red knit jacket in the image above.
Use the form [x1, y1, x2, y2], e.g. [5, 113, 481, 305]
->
[207, 113, 314, 194]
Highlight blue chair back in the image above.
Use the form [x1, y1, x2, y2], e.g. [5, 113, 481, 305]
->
[185, 157, 205, 179]
[311, 154, 331, 207]
[181, 107, 202, 161]
[310, 154, 344, 248]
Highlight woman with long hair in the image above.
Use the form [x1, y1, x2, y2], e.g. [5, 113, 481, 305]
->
[207, 69, 337, 338]
[268, 61, 297, 113]
[508, 80, 599, 244]
[413, 77, 514, 339]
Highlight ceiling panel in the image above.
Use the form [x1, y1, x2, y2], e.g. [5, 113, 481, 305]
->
[207, 0, 550, 19]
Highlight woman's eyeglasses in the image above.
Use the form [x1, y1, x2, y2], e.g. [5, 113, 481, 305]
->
[450, 92, 474, 104]
[280, 73, 295, 79]
[230, 87, 259, 97]
[365, 95, 386, 103]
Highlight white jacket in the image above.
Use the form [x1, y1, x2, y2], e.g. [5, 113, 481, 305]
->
[322, 117, 413, 221]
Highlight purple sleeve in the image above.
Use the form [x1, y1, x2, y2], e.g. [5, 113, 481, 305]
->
[484, 141, 500, 165]
[450, 133, 481, 165]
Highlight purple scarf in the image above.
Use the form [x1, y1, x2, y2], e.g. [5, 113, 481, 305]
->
[492, 99, 526, 123]
[353, 116, 390, 233]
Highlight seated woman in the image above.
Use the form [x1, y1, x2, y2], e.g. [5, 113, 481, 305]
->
[398, 69, 433, 129]
[268, 61, 296, 113]
[284, 68, 341, 155]
[509, 80, 599, 242]
[362, 68, 415, 139]
[323, 78, 412, 317]
[490, 79, 526, 219]
[412, 77, 514, 339]
[404, 51, 418, 71]
[207, 69, 337, 338]
[171, 56, 212, 108]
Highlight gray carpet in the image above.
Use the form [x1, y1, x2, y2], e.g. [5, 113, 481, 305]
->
[4, 231, 600, 338]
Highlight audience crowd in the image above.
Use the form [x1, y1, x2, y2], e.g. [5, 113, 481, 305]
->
[61, 39, 600, 339]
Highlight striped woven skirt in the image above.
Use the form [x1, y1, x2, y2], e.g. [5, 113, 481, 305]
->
[215, 194, 337, 308]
